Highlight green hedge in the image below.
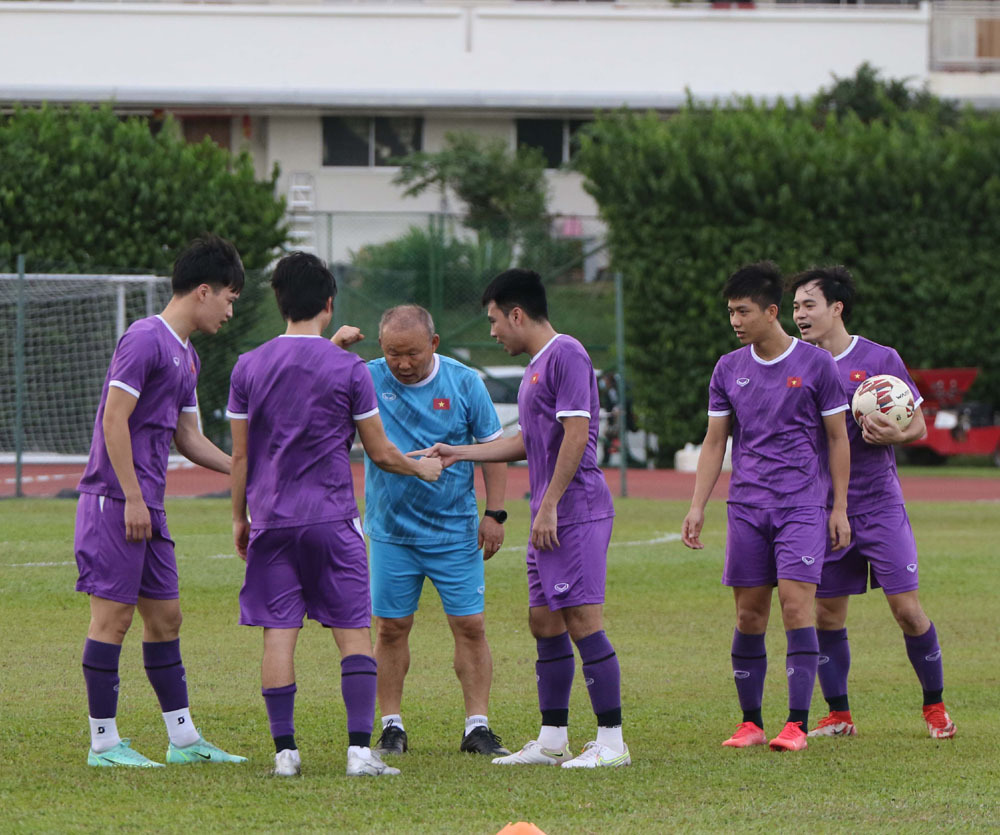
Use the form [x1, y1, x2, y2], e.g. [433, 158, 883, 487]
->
[575, 101, 1000, 461]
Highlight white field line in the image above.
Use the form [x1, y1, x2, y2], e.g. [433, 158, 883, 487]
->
[5, 534, 684, 568]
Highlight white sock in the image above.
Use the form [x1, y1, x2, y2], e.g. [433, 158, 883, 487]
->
[596, 725, 625, 753]
[163, 707, 200, 747]
[536, 724, 568, 750]
[381, 714, 404, 731]
[465, 715, 489, 736]
[89, 716, 121, 753]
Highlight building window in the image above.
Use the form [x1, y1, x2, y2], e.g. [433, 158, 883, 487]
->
[516, 118, 593, 169]
[322, 116, 423, 167]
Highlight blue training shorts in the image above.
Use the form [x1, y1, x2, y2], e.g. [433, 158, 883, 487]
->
[369, 538, 485, 618]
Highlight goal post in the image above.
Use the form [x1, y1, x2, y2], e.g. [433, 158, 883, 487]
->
[0, 268, 171, 497]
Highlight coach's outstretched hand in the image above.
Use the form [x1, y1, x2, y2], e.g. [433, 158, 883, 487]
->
[409, 443, 462, 469]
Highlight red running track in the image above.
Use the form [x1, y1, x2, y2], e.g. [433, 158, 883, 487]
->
[3, 461, 998, 503]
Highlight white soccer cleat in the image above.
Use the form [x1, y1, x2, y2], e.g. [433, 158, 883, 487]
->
[491, 740, 572, 766]
[273, 748, 301, 777]
[346, 746, 400, 777]
[561, 741, 631, 769]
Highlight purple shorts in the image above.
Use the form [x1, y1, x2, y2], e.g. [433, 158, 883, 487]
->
[817, 505, 919, 598]
[526, 516, 613, 611]
[240, 518, 371, 629]
[74, 493, 178, 604]
[723, 504, 826, 587]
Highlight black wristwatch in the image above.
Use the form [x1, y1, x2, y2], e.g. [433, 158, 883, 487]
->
[484, 509, 508, 524]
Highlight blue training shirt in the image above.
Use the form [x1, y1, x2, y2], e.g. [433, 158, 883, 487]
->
[364, 354, 503, 545]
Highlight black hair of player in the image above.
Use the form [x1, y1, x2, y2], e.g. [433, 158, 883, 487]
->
[787, 265, 856, 325]
[723, 261, 783, 311]
[271, 251, 337, 322]
[481, 268, 549, 321]
[172, 235, 245, 295]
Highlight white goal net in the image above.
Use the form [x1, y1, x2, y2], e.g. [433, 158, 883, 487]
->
[1, 273, 171, 496]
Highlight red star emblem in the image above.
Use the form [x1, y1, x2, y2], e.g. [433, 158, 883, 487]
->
[850, 370, 866, 382]
[530, 373, 540, 385]
[787, 376, 802, 388]
[189, 359, 196, 373]
[433, 398, 450, 410]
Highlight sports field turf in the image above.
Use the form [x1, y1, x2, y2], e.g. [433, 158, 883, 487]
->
[1, 496, 997, 833]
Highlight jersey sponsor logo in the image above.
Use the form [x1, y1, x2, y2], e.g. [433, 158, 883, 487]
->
[584, 677, 595, 687]
[925, 650, 942, 662]
[906, 563, 917, 573]
[477, 585, 485, 594]
[786, 667, 795, 678]
[433, 398, 451, 410]
[737, 377, 750, 387]
[787, 376, 802, 388]
[850, 370, 867, 382]
[733, 670, 751, 679]
[800, 555, 815, 565]
[173, 356, 180, 366]
[530, 373, 540, 385]
[817, 655, 830, 665]
[381, 391, 397, 401]
[553, 582, 570, 593]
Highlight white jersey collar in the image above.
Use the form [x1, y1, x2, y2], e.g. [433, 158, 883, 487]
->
[155, 314, 189, 348]
[530, 333, 562, 364]
[750, 337, 797, 366]
[832, 335, 859, 362]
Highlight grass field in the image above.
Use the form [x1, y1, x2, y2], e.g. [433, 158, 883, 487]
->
[2, 497, 998, 834]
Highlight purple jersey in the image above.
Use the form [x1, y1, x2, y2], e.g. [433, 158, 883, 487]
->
[833, 335, 923, 515]
[517, 334, 614, 525]
[227, 335, 378, 529]
[708, 338, 848, 508]
[77, 315, 199, 510]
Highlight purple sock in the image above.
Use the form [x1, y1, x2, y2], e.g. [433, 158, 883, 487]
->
[262, 683, 297, 739]
[904, 622, 944, 697]
[575, 631, 622, 727]
[731, 630, 767, 724]
[817, 628, 851, 710]
[143, 639, 189, 712]
[786, 627, 820, 720]
[536, 632, 575, 726]
[341, 654, 377, 747]
[82, 639, 121, 718]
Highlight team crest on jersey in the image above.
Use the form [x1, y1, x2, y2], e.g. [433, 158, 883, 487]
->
[850, 370, 867, 382]
[433, 398, 450, 410]
[787, 376, 802, 388]
[173, 356, 180, 366]
[530, 373, 540, 385]
[381, 391, 397, 402]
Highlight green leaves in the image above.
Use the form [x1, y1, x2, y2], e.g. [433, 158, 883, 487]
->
[575, 80, 1000, 462]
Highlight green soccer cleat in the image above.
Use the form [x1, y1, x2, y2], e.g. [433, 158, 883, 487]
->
[166, 736, 248, 764]
[88, 739, 165, 768]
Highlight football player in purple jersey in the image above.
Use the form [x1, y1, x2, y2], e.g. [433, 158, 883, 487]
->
[791, 266, 955, 740]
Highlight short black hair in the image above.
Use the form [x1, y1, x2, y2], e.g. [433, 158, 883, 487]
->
[271, 252, 336, 322]
[172, 235, 245, 295]
[723, 261, 783, 311]
[481, 268, 549, 322]
[787, 265, 856, 325]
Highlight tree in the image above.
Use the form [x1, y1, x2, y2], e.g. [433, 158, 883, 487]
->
[0, 104, 288, 445]
[392, 132, 550, 254]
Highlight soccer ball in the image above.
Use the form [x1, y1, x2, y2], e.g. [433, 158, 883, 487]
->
[851, 374, 915, 430]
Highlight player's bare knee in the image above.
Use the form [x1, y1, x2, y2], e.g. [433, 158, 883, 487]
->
[450, 614, 486, 644]
[376, 616, 412, 645]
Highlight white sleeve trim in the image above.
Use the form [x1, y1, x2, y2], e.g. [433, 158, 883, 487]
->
[109, 380, 140, 399]
[707, 409, 731, 417]
[476, 428, 504, 444]
[821, 403, 850, 416]
[354, 407, 379, 421]
[556, 409, 591, 419]
[181, 405, 198, 413]
[225, 410, 248, 420]
[914, 396, 924, 408]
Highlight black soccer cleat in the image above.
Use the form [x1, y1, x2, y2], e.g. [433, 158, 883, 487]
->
[373, 721, 408, 756]
[460, 726, 511, 756]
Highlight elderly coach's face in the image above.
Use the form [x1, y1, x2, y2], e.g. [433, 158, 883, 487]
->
[380, 323, 439, 385]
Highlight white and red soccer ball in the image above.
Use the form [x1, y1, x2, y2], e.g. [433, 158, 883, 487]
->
[851, 374, 915, 430]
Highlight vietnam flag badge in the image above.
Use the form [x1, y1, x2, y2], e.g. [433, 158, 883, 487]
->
[433, 398, 451, 410]
[787, 376, 802, 388]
